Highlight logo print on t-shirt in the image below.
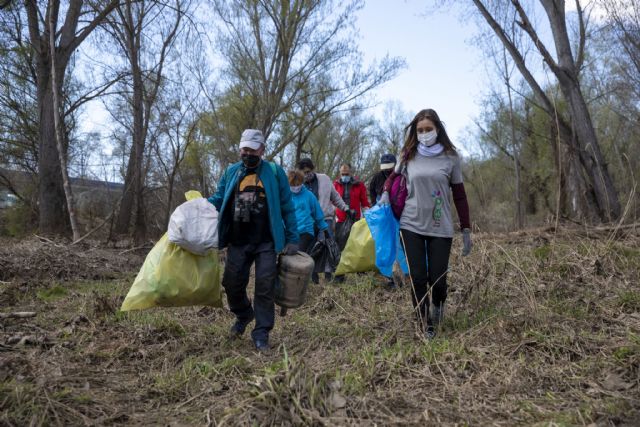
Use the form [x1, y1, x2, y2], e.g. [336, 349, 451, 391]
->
[432, 190, 443, 227]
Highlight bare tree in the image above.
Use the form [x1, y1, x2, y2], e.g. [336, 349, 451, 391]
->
[212, 0, 404, 162]
[47, 2, 80, 240]
[470, 0, 621, 222]
[600, 0, 640, 98]
[149, 61, 204, 229]
[501, 47, 524, 229]
[101, 0, 187, 240]
[373, 100, 412, 155]
[24, 0, 119, 235]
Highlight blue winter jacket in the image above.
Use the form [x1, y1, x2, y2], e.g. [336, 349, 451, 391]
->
[208, 160, 299, 252]
[291, 187, 328, 236]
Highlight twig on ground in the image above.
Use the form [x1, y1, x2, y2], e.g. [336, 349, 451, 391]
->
[34, 234, 64, 247]
[176, 388, 212, 409]
[0, 311, 36, 319]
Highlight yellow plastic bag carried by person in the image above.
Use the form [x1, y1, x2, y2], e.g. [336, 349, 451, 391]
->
[334, 218, 378, 275]
[121, 191, 223, 311]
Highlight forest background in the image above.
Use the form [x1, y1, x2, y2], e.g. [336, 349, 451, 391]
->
[0, 0, 638, 239]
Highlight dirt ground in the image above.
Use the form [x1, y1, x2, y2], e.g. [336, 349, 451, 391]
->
[1, 227, 639, 426]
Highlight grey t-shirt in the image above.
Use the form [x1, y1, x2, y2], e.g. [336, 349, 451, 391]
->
[400, 152, 463, 238]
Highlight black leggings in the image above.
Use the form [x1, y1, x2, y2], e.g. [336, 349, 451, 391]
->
[400, 228, 452, 325]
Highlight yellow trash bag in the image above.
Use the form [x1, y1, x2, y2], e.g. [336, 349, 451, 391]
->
[121, 191, 223, 311]
[334, 218, 378, 275]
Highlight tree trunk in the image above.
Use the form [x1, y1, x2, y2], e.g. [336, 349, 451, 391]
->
[504, 49, 523, 229]
[540, 0, 621, 222]
[49, 10, 80, 241]
[294, 137, 304, 165]
[37, 69, 69, 235]
[559, 78, 622, 221]
[133, 178, 146, 244]
[551, 117, 600, 222]
[114, 15, 146, 237]
[114, 144, 137, 234]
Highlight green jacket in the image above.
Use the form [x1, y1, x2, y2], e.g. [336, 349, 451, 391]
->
[208, 160, 299, 252]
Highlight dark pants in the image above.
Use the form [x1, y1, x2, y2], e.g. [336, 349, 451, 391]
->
[222, 241, 277, 342]
[400, 228, 452, 326]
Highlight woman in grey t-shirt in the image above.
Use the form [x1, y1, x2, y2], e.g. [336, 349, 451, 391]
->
[380, 108, 472, 339]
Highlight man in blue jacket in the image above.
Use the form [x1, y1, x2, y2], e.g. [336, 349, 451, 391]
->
[208, 129, 299, 352]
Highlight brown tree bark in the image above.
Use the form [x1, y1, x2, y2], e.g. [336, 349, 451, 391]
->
[36, 79, 68, 234]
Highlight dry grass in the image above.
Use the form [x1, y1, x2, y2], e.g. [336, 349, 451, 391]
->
[1, 227, 639, 426]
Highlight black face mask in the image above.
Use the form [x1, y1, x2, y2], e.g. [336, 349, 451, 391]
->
[304, 172, 315, 183]
[241, 153, 261, 169]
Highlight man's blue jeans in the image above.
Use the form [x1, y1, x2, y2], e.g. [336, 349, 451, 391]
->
[222, 241, 277, 342]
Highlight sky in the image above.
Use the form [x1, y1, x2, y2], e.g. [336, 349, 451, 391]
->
[354, 1, 487, 155]
[80, 1, 487, 157]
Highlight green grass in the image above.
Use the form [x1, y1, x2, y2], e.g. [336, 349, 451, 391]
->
[617, 290, 640, 312]
[36, 284, 68, 301]
[533, 244, 552, 260]
[2, 231, 640, 426]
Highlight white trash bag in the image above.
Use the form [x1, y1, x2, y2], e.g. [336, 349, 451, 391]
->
[168, 192, 218, 255]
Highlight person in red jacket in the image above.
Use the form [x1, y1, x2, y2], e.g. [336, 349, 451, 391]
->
[334, 163, 370, 245]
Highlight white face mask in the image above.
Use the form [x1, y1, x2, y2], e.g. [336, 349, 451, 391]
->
[417, 130, 438, 146]
[290, 185, 303, 194]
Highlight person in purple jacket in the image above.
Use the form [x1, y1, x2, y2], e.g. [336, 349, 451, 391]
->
[379, 108, 472, 339]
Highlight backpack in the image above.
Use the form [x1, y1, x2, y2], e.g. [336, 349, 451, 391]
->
[389, 170, 407, 220]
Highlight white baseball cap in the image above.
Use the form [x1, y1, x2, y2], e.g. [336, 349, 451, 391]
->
[239, 129, 265, 150]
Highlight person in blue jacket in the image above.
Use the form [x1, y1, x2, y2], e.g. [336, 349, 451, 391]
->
[287, 170, 329, 256]
[208, 129, 299, 353]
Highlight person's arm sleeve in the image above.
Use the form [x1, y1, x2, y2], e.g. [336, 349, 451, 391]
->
[207, 168, 227, 211]
[278, 166, 299, 244]
[312, 197, 328, 231]
[360, 182, 370, 208]
[451, 183, 471, 230]
[451, 156, 464, 184]
[382, 171, 399, 194]
[330, 184, 348, 211]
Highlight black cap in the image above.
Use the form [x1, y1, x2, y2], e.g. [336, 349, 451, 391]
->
[380, 153, 396, 165]
[297, 158, 315, 170]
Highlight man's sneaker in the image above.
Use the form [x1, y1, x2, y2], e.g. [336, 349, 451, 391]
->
[431, 303, 445, 326]
[254, 340, 270, 353]
[425, 325, 436, 340]
[228, 314, 254, 339]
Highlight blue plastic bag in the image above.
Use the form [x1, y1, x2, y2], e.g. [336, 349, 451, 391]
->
[364, 205, 398, 277]
[396, 232, 409, 274]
